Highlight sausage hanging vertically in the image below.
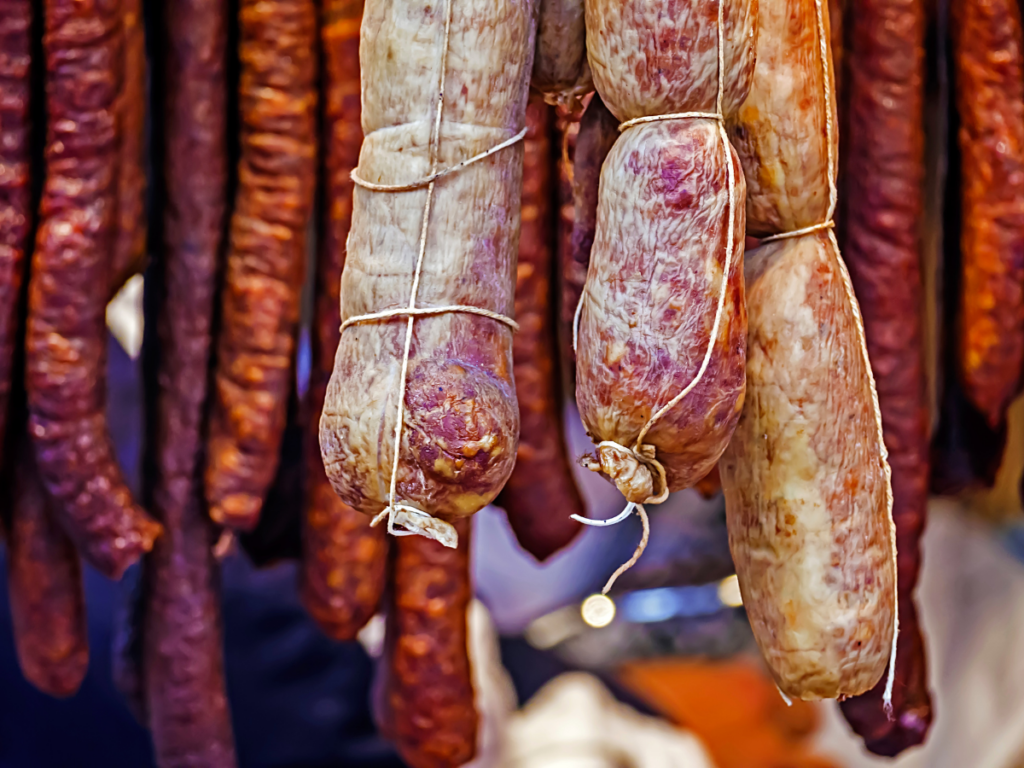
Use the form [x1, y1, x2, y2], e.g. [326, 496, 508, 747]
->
[27, 0, 162, 579]
[497, 94, 584, 562]
[300, 0, 387, 640]
[205, 0, 318, 531]
[838, 0, 933, 750]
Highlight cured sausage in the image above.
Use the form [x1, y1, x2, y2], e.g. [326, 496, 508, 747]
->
[497, 94, 583, 562]
[576, 0, 754, 502]
[27, 0, 162, 580]
[6, 443, 88, 698]
[319, 0, 538, 542]
[951, 0, 1024, 428]
[110, 0, 147, 294]
[533, 0, 592, 107]
[559, 92, 616, 381]
[838, 0, 932, 748]
[139, 0, 238, 759]
[300, 0, 387, 639]
[0, 0, 32, 471]
[382, 518, 477, 768]
[720, 233, 896, 700]
[205, 0, 318, 531]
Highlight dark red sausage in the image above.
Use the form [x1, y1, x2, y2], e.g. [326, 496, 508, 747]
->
[6, 442, 89, 698]
[0, 0, 33, 471]
[951, 0, 1024, 427]
[138, 0, 238, 760]
[205, 0, 318, 531]
[27, 0, 162, 580]
[496, 94, 584, 562]
[383, 519, 477, 768]
[838, 0, 933, 749]
[299, 0, 386, 640]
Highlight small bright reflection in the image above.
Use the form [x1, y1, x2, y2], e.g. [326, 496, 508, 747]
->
[581, 594, 616, 628]
[717, 574, 743, 607]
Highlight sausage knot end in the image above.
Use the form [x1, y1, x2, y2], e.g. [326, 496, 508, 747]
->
[582, 441, 669, 506]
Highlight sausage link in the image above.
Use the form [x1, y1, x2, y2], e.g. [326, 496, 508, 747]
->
[27, 0, 162, 580]
[951, 0, 1024, 427]
[0, 0, 33, 471]
[205, 0, 318, 531]
[300, 0, 386, 640]
[110, 0, 147, 294]
[838, 0, 932, 748]
[384, 518, 477, 768]
[7, 442, 88, 698]
[497, 94, 583, 562]
[533, 0, 593, 107]
[139, 0, 238, 760]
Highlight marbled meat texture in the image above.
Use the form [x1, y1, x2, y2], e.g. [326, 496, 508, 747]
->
[726, 0, 838, 235]
[301, 0, 387, 641]
[320, 0, 537, 521]
[110, 0, 147, 294]
[0, 0, 32, 474]
[384, 518, 477, 768]
[838, 0, 932, 750]
[497, 94, 583, 562]
[575, 118, 748, 502]
[720, 232, 896, 701]
[27, 0, 162, 579]
[951, 0, 1024, 427]
[205, 0, 318, 531]
[142, 0, 238, 761]
[7, 447, 88, 698]
[533, 0, 592, 107]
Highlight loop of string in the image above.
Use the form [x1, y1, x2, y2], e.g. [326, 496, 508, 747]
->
[571, 0, 737, 598]
[340, 0, 523, 549]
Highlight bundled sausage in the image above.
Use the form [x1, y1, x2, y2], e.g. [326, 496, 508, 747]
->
[205, 0, 318, 531]
[838, 0, 932, 748]
[575, 0, 754, 503]
[301, 0, 386, 638]
[951, 0, 1024, 428]
[0, 0, 32, 469]
[27, 0, 162, 579]
[382, 518, 477, 768]
[497, 94, 583, 562]
[6, 443, 88, 698]
[319, 0, 538, 543]
[138, 0, 238, 760]
[722, 0, 897, 700]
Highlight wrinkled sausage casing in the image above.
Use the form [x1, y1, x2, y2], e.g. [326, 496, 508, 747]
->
[383, 518, 477, 768]
[205, 0, 318, 531]
[951, 0, 1024, 427]
[837, 0, 933, 750]
[301, 0, 387, 640]
[27, 0, 162, 579]
[498, 94, 583, 562]
[721, 233, 896, 701]
[320, 0, 537, 521]
[575, 0, 755, 503]
[725, 0, 837, 235]
[533, 0, 592, 106]
[0, 0, 33, 472]
[7, 447, 88, 698]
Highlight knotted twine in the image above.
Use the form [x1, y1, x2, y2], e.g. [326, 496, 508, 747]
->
[570, 0, 737, 596]
[341, 0, 524, 549]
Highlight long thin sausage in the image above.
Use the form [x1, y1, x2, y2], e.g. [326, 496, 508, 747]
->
[838, 0, 932, 749]
[27, 0, 162, 580]
[383, 518, 477, 768]
[951, 0, 1024, 427]
[205, 0, 318, 531]
[0, 0, 33, 471]
[7, 440, 89, 698]
[300, 0, 387, 640]
[497, 94, 583, 562]
[139, 0, 238, 758]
